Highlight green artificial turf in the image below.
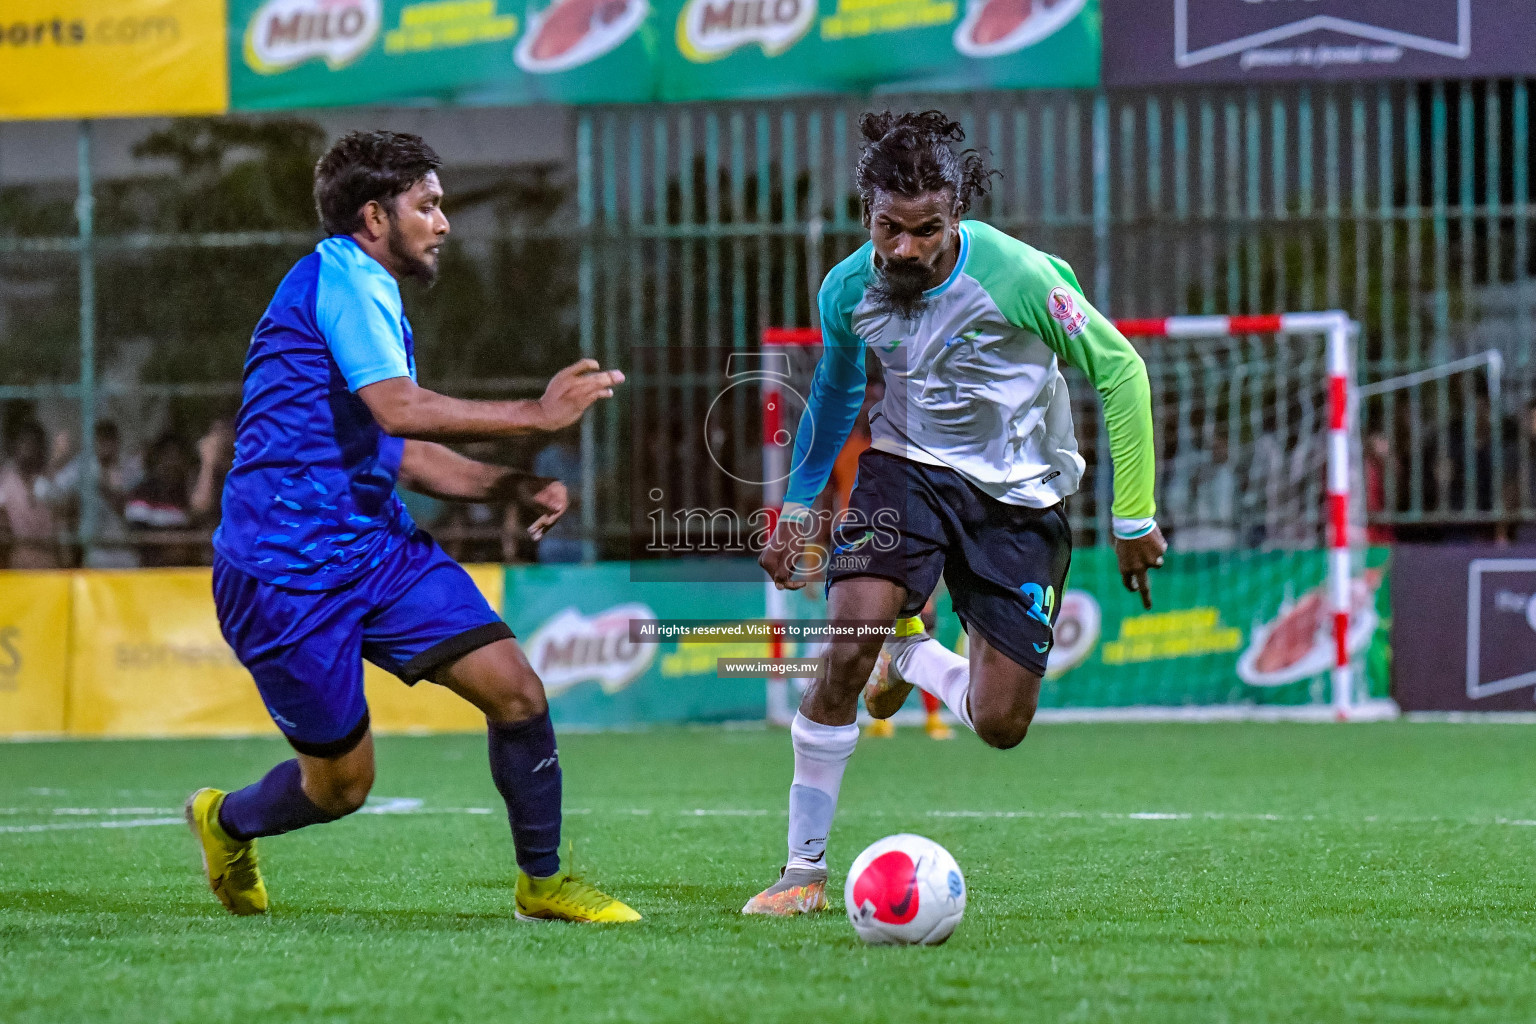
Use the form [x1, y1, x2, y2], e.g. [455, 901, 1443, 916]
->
[2, 723, 1535, 1023]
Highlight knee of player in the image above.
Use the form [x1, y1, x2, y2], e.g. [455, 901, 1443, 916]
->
[974, 710, 1032, 751]
[824, 640, 884, 688]
[312, 765, 375, 816]
[483, 686, 549, 726]
[461, 665, 550, 724]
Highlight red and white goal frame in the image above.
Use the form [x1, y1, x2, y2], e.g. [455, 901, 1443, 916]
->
[761, 312, 1365, 722]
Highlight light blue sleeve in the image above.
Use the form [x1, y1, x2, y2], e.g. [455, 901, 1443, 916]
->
[315, 241, 412, 392]
[783, 289, 867, 507]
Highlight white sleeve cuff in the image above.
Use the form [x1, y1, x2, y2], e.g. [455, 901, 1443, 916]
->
[1113, 516, 1157, 540]
[778, 501, 813, 526]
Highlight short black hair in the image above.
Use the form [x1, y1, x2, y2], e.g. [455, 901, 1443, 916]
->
[313, 130, 443, 236]
[147, 431, 188, 465]
[856, 110, 995, 218]
[11, 419, 44, 448]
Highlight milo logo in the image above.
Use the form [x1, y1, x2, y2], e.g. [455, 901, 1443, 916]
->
[245, 0, 382, 73]
[676, 0, 814, 62]
[524, 603, 658, 697]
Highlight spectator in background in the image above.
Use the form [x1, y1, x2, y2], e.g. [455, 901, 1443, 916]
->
[1441, 394, 1499, 544]
[36, 420, 143, 569]
[532, 433, 584, 563]
[1364, 429, 1395, 546]
[500, 500, 535, 564]
[1176, 432, 1238, 552]
[0, 420, 61, 568]
[433, 441, 507, 563]
[1517, 397, 1536, 545]
[126, 433, 197, 567]
[191, 419, 235, 528]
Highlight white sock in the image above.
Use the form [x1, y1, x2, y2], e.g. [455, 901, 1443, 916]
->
[786, 712, 858, 872]
[894, 636, 975, 733]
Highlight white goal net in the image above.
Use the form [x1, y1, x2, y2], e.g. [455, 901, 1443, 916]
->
[759, 313, 1395, 723]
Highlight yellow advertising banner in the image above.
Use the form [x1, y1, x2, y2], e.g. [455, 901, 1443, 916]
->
[363, 564, 502, 735]
[65, 566, 503, 739]
[0, 0, 229, 120]
[0, 572, 71, 737]
[67, 569, 274, 737]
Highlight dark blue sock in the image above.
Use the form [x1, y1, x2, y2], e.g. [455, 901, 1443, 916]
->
[218, 759, 339, 842]
[488, 712, 562, 878]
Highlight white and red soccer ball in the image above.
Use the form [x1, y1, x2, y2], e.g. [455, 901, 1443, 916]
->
[844, 834, 966, 946]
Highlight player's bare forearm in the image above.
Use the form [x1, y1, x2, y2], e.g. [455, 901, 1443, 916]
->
[399, 441, 570, 540]
[758, 509, 812, 590]
[399, 440, 522, 501]
[358, 359, 624, 441]
[358, 381, 559, 440]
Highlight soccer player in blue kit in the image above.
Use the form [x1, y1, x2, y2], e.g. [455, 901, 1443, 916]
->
[184, 130, 640, 923]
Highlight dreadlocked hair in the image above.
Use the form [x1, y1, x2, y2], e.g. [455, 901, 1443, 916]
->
[856, 110, 996, 217]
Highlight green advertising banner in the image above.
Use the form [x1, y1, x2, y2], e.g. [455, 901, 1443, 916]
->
[228, 0, 1098, 110]
[504, 561, 769, 728]
[929, 547, 1392, 709]
[663, 0, 1098, 101]
[783, 546, 1390, 711]
[230, 0, 659, 110]
[502, 547, 1390, 730]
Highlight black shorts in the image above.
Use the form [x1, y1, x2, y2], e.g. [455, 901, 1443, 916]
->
[826, 448, 1072, 676]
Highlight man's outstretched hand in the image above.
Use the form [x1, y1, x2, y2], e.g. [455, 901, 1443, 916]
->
[1114, 523, 1167, 610]
[521, 477, 568, 541]
[758, 513, 810, 591]
[536, 359, 625, 431]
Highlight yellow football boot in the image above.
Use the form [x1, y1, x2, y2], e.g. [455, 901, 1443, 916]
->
[515, 851, 641, 923]
[741, 865, 828, 916]
[185, 788, 268, 916]
[863, 716, 896, 738]
[924, 710, 956, 740]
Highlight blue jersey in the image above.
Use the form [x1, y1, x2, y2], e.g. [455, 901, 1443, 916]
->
[214, 236, 419, 590]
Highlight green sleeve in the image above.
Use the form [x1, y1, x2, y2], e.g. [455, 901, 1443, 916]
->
[1032, 261, 1157, 521]
[1057, 306, 1157, 521]
[968, 226, 1157, 521]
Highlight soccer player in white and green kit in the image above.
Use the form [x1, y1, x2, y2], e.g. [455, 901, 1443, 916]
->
[746, 111, 1168, 915]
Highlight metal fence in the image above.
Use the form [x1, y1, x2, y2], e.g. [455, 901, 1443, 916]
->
[2, 79, 1533, 565]
[577, 79, 1536, 546]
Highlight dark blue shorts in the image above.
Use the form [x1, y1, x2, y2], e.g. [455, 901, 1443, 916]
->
[826, 448, 1072, 677]
[213, 530, 512, 756]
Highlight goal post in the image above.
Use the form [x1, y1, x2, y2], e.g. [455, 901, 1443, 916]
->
[760, 312, 1385, 723]
[1113, 313, 1359, 718]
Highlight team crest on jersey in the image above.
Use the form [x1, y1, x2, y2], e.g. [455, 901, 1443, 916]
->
[1047, 286, 1089, 338]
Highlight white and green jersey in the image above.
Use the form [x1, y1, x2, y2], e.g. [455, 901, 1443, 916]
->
[784, 221, 1157, 536]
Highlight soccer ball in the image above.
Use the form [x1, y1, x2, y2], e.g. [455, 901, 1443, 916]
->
[844, 834, 966, 946]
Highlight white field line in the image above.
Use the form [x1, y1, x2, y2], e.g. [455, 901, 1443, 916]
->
[6, 804, 1536, 835]
[0, 799, 496, 834]
[0, 817, 186, 833]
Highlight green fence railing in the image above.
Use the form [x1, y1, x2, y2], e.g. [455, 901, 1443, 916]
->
[2, 80, 1533, 561]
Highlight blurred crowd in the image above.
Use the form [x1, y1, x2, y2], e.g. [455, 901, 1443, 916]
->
[0, 413, 232, 571]
[1362, 395, 1536, 545]
[4, 392, 1533, 570]
[1128, 394, 1536, 552]
[0, 406, 585, 571]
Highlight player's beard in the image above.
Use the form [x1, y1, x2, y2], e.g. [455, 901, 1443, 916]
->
[386, 218, 440, 287]
[868, 257, 933, 320]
